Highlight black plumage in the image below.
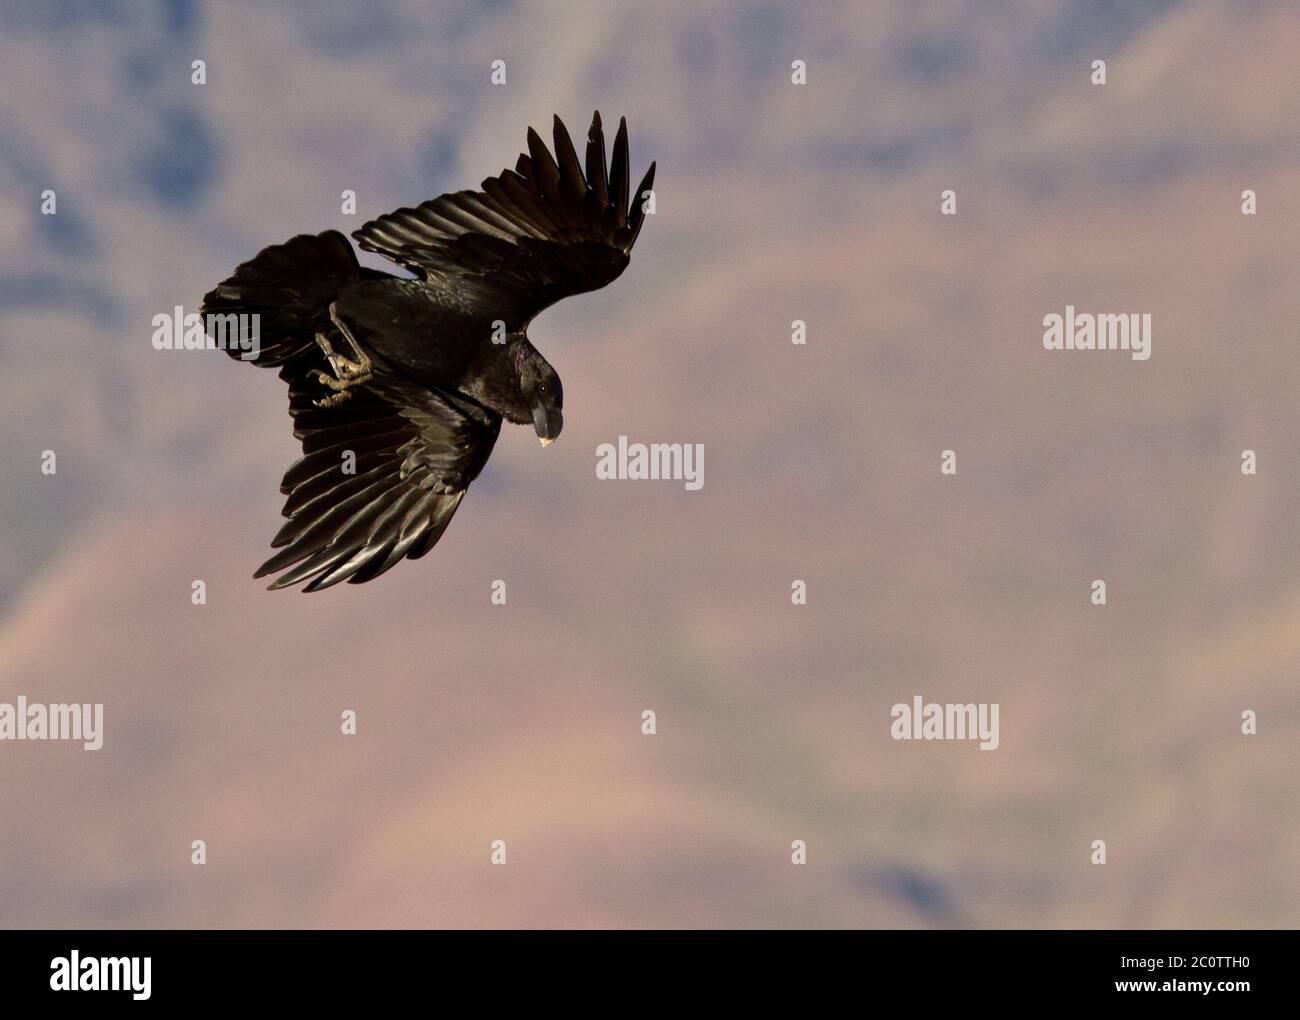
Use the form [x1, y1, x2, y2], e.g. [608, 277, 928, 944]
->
[201, 112, 655, 591]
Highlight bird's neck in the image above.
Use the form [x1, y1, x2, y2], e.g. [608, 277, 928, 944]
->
[458, 334, 533, 425]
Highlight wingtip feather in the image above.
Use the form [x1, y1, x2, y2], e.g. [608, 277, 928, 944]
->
[610, 116, 630, 226]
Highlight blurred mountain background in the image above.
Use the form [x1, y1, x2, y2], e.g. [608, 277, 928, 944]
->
[0, 0, 1296, 927]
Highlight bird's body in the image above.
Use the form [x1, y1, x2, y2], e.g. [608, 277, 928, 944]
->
[324, 275, 535, 418]
[201, 112, 654, 591]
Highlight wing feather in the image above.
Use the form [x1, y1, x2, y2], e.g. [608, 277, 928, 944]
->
[609, 116, 630, 229]
[585, 111, 609, 210]
[256, 369, 500, 591]
[352, 111, 654, 324]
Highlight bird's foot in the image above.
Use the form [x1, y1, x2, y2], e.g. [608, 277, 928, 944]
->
[310, 330, 373, 408]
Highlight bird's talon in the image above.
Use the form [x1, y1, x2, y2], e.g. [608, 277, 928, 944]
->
[310, 324, 372, 405]
[313, 390, 354, 408]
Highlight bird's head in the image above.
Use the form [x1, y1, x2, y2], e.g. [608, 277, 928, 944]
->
[517, 344, 564, 446]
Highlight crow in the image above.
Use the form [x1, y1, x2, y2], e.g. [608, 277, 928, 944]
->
[201, 112, 655, 592]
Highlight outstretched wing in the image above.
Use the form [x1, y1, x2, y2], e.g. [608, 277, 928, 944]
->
[352, 111, 655, 326]
[256, 369, 500, 592]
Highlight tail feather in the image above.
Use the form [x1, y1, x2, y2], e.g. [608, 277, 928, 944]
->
[201, 230, 361, 368]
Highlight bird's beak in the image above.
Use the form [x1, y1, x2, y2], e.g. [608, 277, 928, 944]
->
[533, 405, 562, 446]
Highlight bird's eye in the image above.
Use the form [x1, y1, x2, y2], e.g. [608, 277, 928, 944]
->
[538, 382, 549, 394]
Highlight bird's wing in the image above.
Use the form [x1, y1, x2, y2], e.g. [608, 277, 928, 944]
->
[256, 370, 500, 592]
[352, 111, 655, 326]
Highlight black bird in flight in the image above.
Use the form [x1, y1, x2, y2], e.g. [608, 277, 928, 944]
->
[202, 112, 655, 591]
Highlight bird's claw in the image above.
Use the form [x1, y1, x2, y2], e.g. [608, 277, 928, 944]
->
[311, 326, 373, 408]
[313, 389, 356, 409]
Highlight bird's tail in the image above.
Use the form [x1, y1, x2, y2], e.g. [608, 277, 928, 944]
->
[200, 230, 361, 369]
